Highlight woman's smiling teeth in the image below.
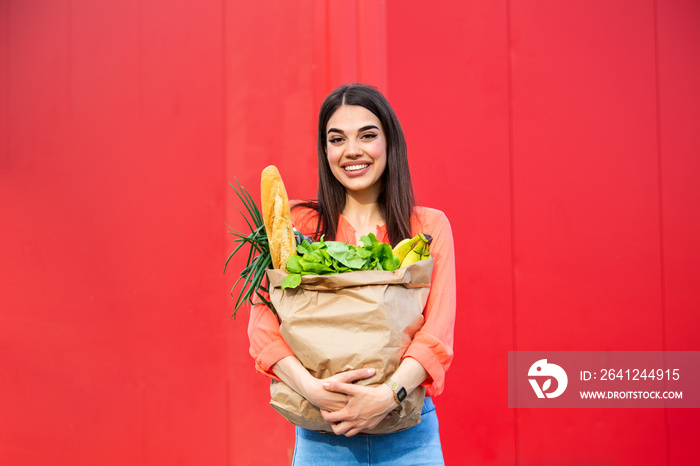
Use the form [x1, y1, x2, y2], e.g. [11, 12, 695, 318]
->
[344, 163, 370, 172]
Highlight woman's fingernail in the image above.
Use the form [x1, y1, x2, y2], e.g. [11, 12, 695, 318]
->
[368, 368, 375, 375]
[323, 382, 330, 389]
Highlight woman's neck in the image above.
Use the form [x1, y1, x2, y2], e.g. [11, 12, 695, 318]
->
[342, 191, 385, 243]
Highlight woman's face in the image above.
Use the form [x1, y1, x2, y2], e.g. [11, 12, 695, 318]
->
[325, 105, 387, 198]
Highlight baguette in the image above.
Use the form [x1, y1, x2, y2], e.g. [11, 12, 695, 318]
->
[260, 165, 296, 270]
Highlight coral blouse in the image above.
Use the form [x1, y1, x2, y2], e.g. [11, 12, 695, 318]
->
[247, 205, 456, 396]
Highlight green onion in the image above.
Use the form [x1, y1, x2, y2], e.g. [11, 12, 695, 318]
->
[224, 179, 275, 317]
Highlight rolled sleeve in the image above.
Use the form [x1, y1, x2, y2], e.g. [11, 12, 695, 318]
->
[247, 301, 294, 380]
[404, 209, 457, 396]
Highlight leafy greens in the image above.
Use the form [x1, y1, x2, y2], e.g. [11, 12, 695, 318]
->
[281, 233, 401, 290]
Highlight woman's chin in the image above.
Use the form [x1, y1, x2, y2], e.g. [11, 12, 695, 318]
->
[341, 181, 383, 200]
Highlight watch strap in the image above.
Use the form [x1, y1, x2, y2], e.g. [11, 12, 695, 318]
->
[384, 378, 407, 404]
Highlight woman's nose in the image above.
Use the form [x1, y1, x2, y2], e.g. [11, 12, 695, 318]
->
[345, 138, 362, 156]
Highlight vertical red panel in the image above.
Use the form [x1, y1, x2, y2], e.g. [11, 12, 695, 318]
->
[1, 0, 87, 462]
[387, 1, 515, 464]
[4, 0, 71, 172]
[357, 0, 387, 90]
[224, 1, 317, 464]
[657, 1, 700, 464]
[656, 0, 700, 353]
[312, 0, 330, 107]
[136, 1, 226, 463]
[0, 0, 8, 169]
[327, 0, 359, 86]
[509, 1, 665, 464]
[1, 0, 226, 464]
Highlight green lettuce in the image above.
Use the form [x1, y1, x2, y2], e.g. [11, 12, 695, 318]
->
[281, 233, 401, 290]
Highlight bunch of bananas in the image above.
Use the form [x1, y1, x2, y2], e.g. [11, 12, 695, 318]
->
[392, 233, 433, 268]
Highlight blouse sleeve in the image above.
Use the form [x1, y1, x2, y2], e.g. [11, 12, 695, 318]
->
[403, 209, 457, 396]
[247, 298, 293, 380]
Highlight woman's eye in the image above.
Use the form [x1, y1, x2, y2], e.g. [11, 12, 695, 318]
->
[361, 133, 377, 140]
[328, 137, 343, 144]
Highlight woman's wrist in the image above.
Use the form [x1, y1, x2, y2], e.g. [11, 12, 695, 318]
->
[387, 357, 428, 396]
[272, 356, 314, 399]
[378, 382, 399, 408]
[297, 371, 318, 401]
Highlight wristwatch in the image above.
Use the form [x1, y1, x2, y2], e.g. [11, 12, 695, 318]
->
[384, 378, 407, 405]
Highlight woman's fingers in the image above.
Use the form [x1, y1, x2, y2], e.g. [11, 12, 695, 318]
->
[321, 408, 389, 424]
[321, 407, 348, 424]
[328, 367, 375, 384]
[317, 396, 347, 411]
[311, 389, 348, 411]
[305, 377, 350, 411]
[325, 417, 382, 437]
[322, 380, 361, 395]
[327, 419, 357, 437]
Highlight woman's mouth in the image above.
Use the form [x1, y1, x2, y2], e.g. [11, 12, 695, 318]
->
[342, 163, 371, 178]
[343, 163, 370, 172]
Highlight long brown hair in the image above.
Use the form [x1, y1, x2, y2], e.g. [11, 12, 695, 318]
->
[295, 84, 416, 246]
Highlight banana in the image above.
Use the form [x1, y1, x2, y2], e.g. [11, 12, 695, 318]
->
[400, 233, 433, 268]
[420, 234, 433, 260]
[400, 243, 423, 267]
[392, 235, 420, 262]
[420, 242, 431, 260]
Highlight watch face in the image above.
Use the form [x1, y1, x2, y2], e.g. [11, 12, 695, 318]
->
[397, 387, 407, 402]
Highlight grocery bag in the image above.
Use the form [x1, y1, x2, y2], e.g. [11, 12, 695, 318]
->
[266, 258, 433, 435]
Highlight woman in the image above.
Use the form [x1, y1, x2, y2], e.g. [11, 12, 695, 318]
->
[248, 84, 456, 464]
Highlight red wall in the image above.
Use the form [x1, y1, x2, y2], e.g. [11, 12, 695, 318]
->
[2, 1, 699, 464]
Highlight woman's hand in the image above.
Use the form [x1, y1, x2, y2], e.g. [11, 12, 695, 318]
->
[319, 382, 397, 437]
[320, 357, 430, 437]
[272, 356, 378, 412]
[301, 368, 377, 412]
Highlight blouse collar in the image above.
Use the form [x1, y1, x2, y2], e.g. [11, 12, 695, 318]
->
[337, 214, 388, 245]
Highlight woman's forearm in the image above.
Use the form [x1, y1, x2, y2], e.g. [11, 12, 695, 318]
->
[271, 355, 314, 397]
[388, 357, 428, 395]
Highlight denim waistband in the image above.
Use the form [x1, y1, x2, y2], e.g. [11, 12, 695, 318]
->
[421, 396, 435, 415]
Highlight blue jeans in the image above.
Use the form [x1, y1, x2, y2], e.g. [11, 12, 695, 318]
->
[292, 397, 444, 465]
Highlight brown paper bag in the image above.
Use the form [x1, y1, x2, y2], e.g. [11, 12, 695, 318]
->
[266, 258, 434, 435]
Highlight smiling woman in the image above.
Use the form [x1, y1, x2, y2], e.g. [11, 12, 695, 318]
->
[325, 105, 388, 208]
[247, 84, 456, 465]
